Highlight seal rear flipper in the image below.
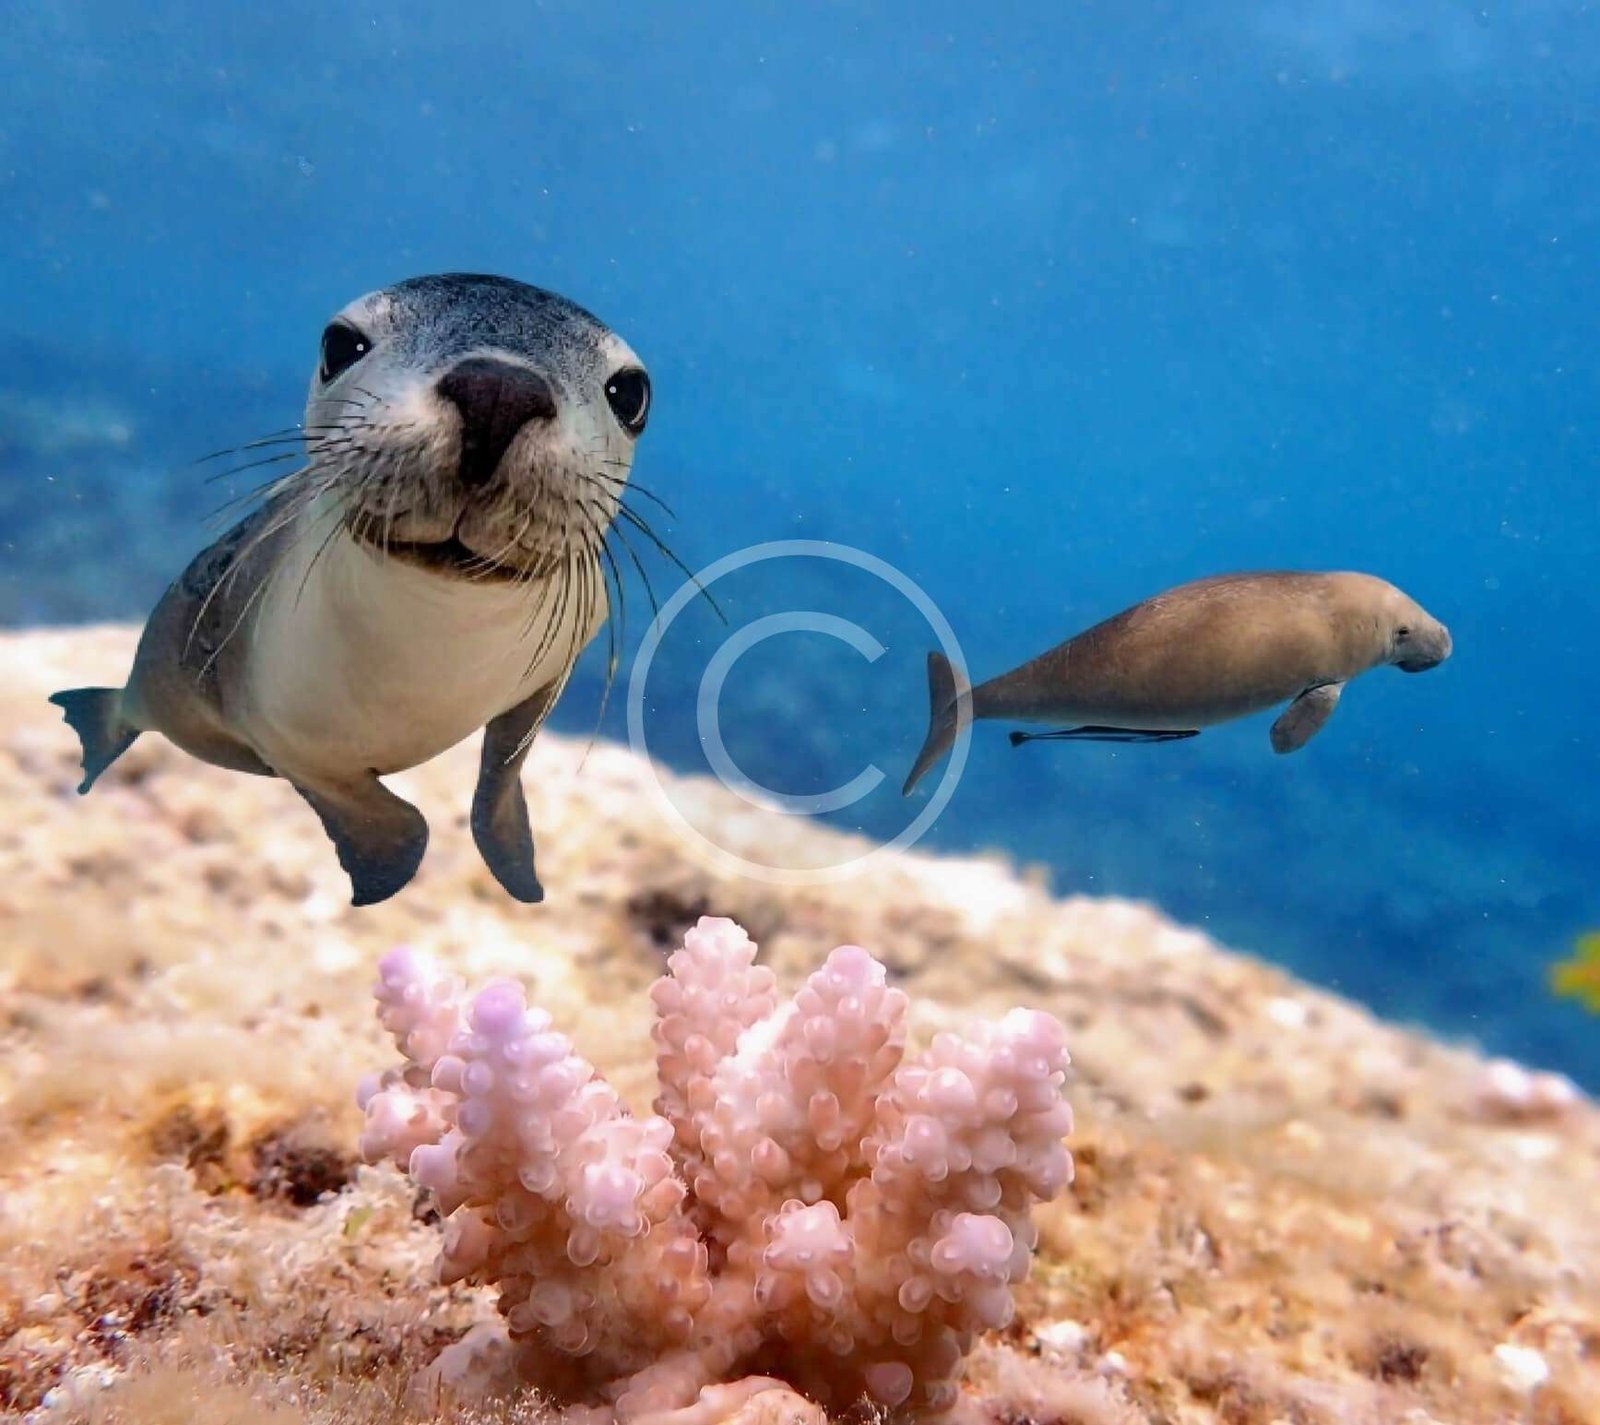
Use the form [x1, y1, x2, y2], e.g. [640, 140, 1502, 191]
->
[48, 687, 141, 793]
[902, 651, 972, 796]
[1269, 682, 1344, 754]
[1010, 726, 1200, 746]
[293, 775, 430, 906]
[470, 684, 560, 904]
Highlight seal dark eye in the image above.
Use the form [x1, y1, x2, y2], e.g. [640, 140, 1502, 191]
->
[1396, 626, 1412, 639]
[320, 322, 372, 384]
[604, 367, 650, 436]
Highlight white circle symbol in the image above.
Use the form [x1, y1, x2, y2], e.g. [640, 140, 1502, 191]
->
[626, 539, 971, 887]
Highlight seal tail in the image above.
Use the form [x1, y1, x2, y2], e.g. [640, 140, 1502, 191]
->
[902, 651, 970, 796]
[48, 687, 141, 793]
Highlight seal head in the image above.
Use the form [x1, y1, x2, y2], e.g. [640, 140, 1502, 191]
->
[313, 273, 650, 580]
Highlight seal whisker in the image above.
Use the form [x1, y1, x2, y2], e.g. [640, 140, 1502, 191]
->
[201, 448, 320, 491]
[202, 427, 360, 464]
[505, 503, 551, 573]
[610, 501, 725, 624]
[182, 484, 325, 663]
[293, 497, 356, 608]
[365, 442, 421, 565]
[590, 531, 625, 674]
[516, 576, 566, 688]
[205, 464, 327, 528]
[457, 494, 540, 583]
[569, 470, 675, 619]
[198, 552, 283, 681]
[187, 425, 364, 536]
[569, 500, 627, 663]
[509, 551, 594, 764]
[378, 467, 404, 564]
[201, 451, 302, 492]
[191, 425, 355, 464]
[350, 463, 399, 566]
[516, 553, 567, 654]
[598, 510, 661, 620]
[553, 548, 596, 671]
[260, 464, 364, 608]
[589, 525, 629, 721]
[567, 555, 613, 771]
[533, 560, 580, 668]
[562, 508, 633, 763]
[584, 466, 678, 521]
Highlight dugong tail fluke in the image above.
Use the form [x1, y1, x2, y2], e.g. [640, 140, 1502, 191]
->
[902, 650, 970, 796]
[49, 687, 141, 794]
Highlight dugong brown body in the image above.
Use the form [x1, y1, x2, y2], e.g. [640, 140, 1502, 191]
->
[903, 571, 1452, 794]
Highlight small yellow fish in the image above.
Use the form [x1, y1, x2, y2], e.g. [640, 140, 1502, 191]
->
[1551, 932, 1600, 1013]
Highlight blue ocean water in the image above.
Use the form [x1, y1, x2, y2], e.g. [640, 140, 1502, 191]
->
[3, 2, 1596, 1083]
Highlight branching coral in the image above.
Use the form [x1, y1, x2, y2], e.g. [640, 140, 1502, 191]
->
[356, 916, 1074, 1421]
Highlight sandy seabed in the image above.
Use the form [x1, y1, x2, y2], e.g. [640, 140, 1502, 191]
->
[1, 626, 1596, 1425]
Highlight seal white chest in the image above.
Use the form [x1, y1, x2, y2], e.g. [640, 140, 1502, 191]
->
[51, 273, 654, 906]
[243, 499, 605, 779]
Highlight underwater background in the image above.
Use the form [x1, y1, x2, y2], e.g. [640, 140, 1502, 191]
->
[2, 0, 1596, 1085]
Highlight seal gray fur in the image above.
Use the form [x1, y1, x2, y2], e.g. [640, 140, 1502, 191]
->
[51, 273, 655, 905]
[903, 571, 1452, 794]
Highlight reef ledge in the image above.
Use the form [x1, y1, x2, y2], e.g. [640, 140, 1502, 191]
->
[0, 626, 1596, 1424]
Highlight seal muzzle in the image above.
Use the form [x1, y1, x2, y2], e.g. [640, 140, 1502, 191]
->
[436, 356, 558, 488]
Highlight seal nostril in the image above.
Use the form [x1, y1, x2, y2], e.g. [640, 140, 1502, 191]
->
[436, 357, 558, 487]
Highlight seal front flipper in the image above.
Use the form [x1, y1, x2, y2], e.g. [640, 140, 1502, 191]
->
[1009, 726, 1200, 746]
[293, 774, 430, 906]
[471, 683, 561, 904]
[1269, 683, 1344, 754]
[48, 687, 141, 792]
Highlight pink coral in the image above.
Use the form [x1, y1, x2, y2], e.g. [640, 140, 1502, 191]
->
[356, 917, 1074, 1420]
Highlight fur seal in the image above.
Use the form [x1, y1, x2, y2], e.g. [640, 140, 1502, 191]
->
[51, 273, 655, 905]
[903, 571, 1452, 794]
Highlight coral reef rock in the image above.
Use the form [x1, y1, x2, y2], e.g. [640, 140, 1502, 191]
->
[2, 626, 1598, 1425]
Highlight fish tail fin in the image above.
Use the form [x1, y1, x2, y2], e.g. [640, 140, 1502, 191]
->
[48, 687, 140, 793]
[902, 651, 970, 796]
